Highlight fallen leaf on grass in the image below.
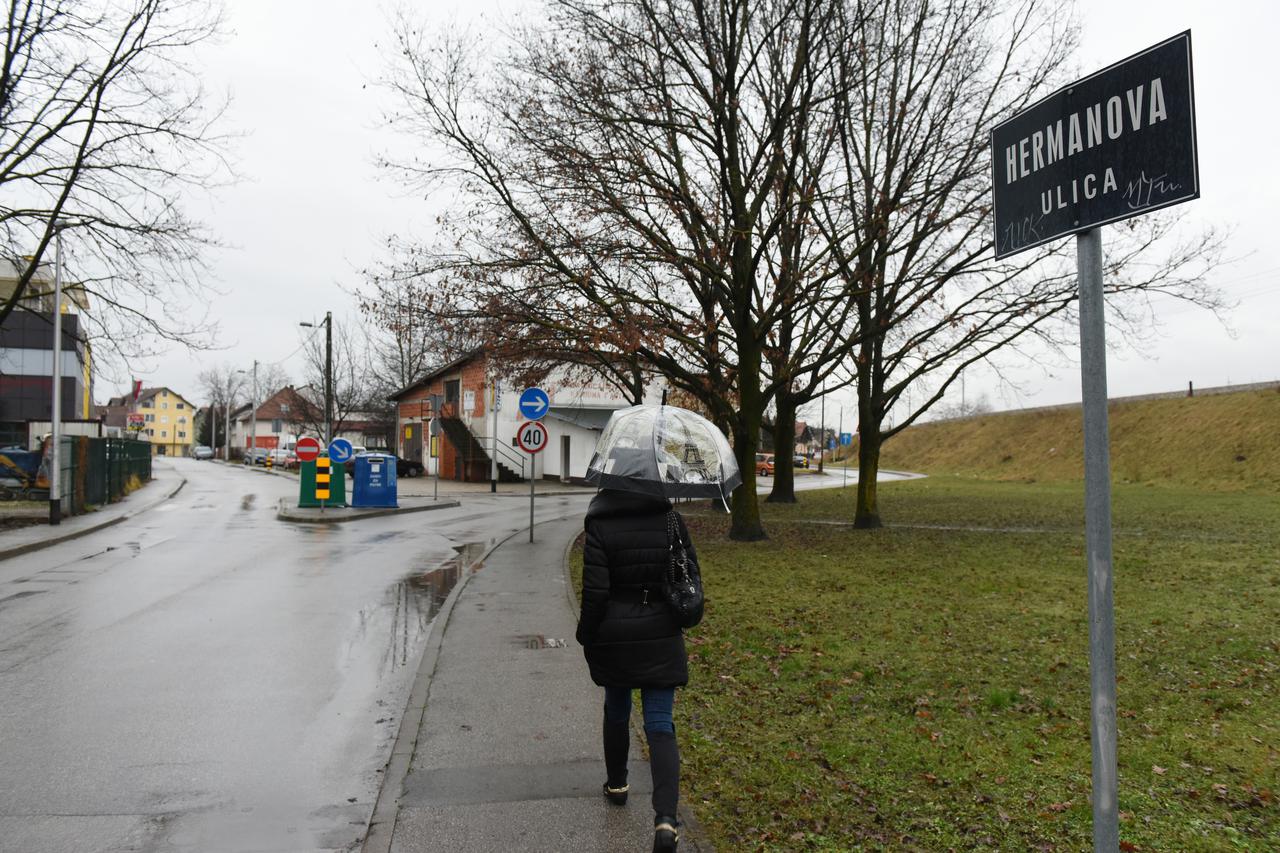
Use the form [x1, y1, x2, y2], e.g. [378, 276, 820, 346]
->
[1152, 765, 1167, 775]
[1119, 842, 1139, 852]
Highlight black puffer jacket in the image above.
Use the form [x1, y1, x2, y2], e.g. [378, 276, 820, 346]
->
[576, 489, 693, 688]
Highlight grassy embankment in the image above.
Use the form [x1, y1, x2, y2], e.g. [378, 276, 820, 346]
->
[570, 389, 1279, 850]
[874, 387, 1280, 492]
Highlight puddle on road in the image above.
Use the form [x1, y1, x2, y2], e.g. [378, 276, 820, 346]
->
[382, 543, 485, 669]
[240, 494, 256, 511]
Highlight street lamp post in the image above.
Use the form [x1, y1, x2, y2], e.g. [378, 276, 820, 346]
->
[299, 312, 332, 444]
[249, 360, 259, 462]
[226, 368, 247, 461]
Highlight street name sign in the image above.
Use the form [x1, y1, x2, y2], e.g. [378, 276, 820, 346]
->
[296, 436, 321, 462]
[989, 31, 1202, 853]
[328, 438, 354, 463]
[515, 420, 548, 454]
[991, 31, 1198, 259]
[518, 387, 550, 421]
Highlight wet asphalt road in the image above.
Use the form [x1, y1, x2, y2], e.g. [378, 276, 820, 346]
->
[0, 459, 591, 853]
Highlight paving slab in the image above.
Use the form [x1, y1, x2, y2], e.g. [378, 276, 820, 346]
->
[372, 516, 709, 853]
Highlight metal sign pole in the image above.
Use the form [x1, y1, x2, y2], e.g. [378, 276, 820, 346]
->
[528, 452, 535, 543]
[1077, 227, 1119, 853]
[49, 228, 64, 525]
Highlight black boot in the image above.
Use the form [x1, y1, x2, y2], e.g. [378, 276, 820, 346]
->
[652, 815, 679, 853]
[602, 709, 630, 805]
[647, 729, 680, 850]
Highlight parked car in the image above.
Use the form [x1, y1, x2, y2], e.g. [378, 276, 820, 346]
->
[192, 445, 214, 460]
[268, 448, 292, 468]
[243, 448, 270, 465]
[342, 447, 376, 477]
[793, 454, 809, 469]
[755, 452, 775, 477]
[396, 457, 424, 478]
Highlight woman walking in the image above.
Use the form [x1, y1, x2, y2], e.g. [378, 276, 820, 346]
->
[576, 486, 695, 853]
[579, 404, 738, 853]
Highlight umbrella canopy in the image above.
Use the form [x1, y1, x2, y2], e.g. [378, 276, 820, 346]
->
[586, 404, 742, 500]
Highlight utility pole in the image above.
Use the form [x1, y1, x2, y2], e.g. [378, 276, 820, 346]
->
[324, 311, 333, 446]
[48, 227, 64, 525]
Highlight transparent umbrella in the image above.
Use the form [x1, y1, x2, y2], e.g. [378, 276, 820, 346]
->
[586, 404, 742, 501]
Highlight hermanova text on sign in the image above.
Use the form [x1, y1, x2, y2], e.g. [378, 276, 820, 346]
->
[990, 31, 1198, 259]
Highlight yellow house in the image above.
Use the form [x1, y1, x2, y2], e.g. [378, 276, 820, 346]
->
[133, 387, 197, 457]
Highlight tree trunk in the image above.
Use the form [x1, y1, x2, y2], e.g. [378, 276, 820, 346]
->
[854, 426, 882, 528]
[766, 392, 798, 503]
[853, 335, 882, 528]
[729, 345, 768, 541]
[729, 412, 767, 540]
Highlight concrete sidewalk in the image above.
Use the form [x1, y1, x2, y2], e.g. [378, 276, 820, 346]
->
[0, 465, 186, 562]
[366, 516, 709, 853]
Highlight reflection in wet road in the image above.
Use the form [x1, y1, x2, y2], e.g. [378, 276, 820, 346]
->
[0, 460, 590, 852]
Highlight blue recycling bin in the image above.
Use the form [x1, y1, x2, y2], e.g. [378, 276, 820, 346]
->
[352, 453, 399, 508]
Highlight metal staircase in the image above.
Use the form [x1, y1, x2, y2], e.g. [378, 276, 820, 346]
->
[439, 417, 525, 482]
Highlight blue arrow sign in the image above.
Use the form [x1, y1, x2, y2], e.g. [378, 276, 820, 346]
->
[518, 387, 550, 421]
[840, 432, 853, 446]
[328, 437, 354, 463]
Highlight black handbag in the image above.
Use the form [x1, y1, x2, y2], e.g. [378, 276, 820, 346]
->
[664, 510, 704, 628]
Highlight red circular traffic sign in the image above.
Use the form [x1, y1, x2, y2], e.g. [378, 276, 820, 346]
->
[296, 436, 321, 462]
[515, 420, 548, 454]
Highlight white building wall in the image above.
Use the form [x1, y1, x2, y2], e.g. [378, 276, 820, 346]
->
[489, 371, 664, 482]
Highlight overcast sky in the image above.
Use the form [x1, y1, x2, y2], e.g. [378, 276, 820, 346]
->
[112, 0, 1277, 423]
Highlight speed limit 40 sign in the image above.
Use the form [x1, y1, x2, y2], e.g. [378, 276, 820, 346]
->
[515, 420, 548, 454]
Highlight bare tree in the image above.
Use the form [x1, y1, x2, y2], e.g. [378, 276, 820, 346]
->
[197, 363, 246, 459]
[379, 0, 855, 539]
[0, 0, 232, 371]
[298, 317, 370, 443]
[358, 274, 477, 396]
[818, 0, 1225, 527]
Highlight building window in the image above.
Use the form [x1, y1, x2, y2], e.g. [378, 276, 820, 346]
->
[178, 431, 186, 439]
[178, 416, 187, 424]
[146, 429, 154, 436]
[145, 413, 154, 423]
[161, 430, 167, 437]
[160, 416, 168, 424]
[176, 402, 184, 409]
[161, 402, 168, 409]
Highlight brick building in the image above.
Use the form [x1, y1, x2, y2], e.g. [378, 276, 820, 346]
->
[389, 350, 661, 484]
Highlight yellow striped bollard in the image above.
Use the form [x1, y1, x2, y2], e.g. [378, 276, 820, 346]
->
[316, 455, 331, 503]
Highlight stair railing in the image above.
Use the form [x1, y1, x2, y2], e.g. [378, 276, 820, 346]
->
[474, 434, 526, 479]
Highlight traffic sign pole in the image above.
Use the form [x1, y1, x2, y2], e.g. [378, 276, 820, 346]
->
[1078, 228, 1119, 852]
[515, 417, 548, 542]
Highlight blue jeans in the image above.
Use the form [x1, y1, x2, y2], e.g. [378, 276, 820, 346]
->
[604, 686, 675, 734]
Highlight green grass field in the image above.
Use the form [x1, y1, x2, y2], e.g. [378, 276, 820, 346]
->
[572, 478, 1280, 850]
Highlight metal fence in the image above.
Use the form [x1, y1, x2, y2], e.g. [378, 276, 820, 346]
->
[58, 436, 152, 515]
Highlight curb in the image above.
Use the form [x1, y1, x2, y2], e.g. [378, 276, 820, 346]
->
[560, 529, 716, 853]
[0, 474, 187, 563]
[275, 499, 461, 524]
